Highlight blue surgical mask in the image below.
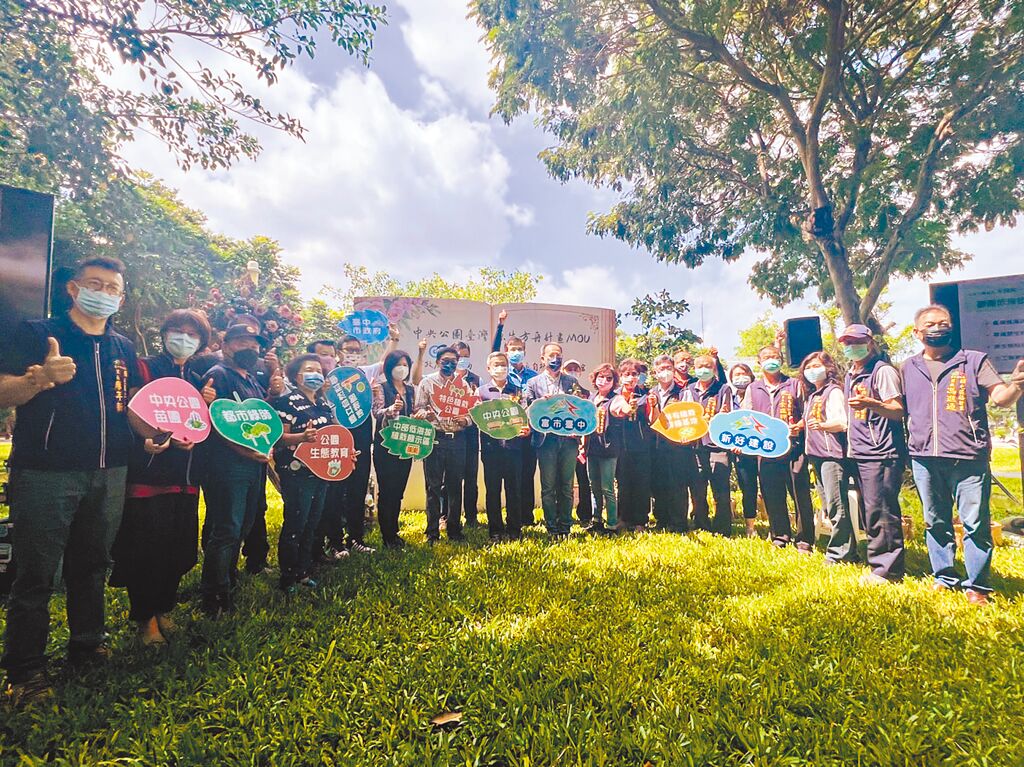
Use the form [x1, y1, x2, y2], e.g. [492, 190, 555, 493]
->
[804, 367, 826, 384]
[842, 344, 870, 362]
[302, 372, 325, 390]
[508, 350, 524, 365]
[547, 356, 563, 372]
[694, 367, 714, 382]
[457, 358, 472, 371]
[74, 286, 121, 319]
[761, 359, 782, 374]
[164, 332, 200, 359]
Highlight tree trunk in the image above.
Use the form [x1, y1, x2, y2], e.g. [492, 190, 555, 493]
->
[815, 236, 862, 327]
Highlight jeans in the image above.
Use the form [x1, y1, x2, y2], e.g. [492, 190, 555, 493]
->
[857, 458, 905, 580]
[278, 472, 327, 585]
[587, 455, 618, 527]
[482, 448, 522, 537]
[537, 436, 577, 534]
[695, 450, 733, 536]
[911, 457, 993, 593]
[810, 457, 858, 564]
[2, 467, 126, 683]
[424, 436, 466, 540]
[200, 458, 264, 603]
[733, 454, 759, 519]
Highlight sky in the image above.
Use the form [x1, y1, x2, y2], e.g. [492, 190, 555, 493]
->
[121, 1, 1023, 357]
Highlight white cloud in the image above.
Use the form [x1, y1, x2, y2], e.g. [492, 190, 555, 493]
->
[396, 0, 494, 113]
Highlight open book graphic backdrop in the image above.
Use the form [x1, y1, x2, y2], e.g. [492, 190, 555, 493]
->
[353, 297, 616, 377]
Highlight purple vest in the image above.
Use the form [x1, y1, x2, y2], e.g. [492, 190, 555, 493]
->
[803, 382, 847, 459]
[746, 375, 803, 457]
[902, 350, 991, 459]
[685, 379, 724, 449]
[844, 358, 905, 461]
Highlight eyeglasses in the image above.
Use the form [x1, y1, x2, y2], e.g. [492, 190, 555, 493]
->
[77, 278, 124, 297]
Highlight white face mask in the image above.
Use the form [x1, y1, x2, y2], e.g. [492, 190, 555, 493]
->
[656, 369, 674, 383]
[491, 366, 508, 378]
[392, 365, 409, 381]
[164, 332, 200, 359]
[731, 375, 752, 388]
[343, 350, 366, 366]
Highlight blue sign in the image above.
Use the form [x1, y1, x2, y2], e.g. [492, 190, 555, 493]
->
[708, 409, 791, 458]
[325, 366, 373, 428]
[338, 309, 389, 344]
[527, 394, 598, 437]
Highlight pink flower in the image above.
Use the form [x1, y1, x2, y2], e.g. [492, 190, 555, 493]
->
[285, 333, 299, 346]
[278, 304, 292, 319]
[253, 306, 267, 316]
[209, 288, 222, 300]
[292, 314, 303, 324]
[264, 320, 279, 333]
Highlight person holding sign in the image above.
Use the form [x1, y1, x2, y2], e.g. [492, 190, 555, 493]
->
[414, 346, 472, 543]
[742, 345, 814, 550]
[272, 355, 336, 591]
[524, 343, 584, 538]
[838, 324, 907, 584]
[199, 321, 285, 617]
[0, 257, 140, 706]
[800, 352, 856, 565]
[646, 355, 694, 534]
[585, 364, 624, 533]
[112, 309, 211, 647]
[610, 358, 655, 533]
[687, 354, 733, 536]
[902, 306, 1024, 604]
[718, 363, 760, 538]
[372, 350, 418, 549]
[478, 352, 529, 542]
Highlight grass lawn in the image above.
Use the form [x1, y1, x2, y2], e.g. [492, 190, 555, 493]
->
[1, 443, 1024, 765]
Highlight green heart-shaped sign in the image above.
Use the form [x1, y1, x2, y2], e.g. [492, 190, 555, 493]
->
[209, 398, 284, 457]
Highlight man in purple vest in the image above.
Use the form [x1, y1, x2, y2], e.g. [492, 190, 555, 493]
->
[838, 324, 907, 585]
[742, 345, 815, 550]
[902, 305, 1024, 605]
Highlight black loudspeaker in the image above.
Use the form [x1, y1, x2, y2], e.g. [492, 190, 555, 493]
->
[784, 316, 823, 366]
[0, 185, 54, 331]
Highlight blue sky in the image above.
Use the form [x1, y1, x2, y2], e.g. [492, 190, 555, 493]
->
[123, 1, 1023, 356]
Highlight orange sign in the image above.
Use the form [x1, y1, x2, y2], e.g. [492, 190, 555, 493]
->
[652, 401, 709, 444]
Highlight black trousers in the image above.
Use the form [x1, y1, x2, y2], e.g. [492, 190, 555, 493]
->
[425, 437, 466, 540]
[651, 446, 691, 532]
[374, 445, 412, 545]
[241, 467, 270, 572]
[463, 426, 480, 524]
[855, 458, 906, 580]
[758, 452, 815, 547]
[575, 459, 592, 523]
[520, 440, 538, 525]
[695, 449, 734, 535]
[618, 449, 652, 528]
[482, 448, 522, 537]
[733, 454, 759, 519]
[111, 492, 199, 622]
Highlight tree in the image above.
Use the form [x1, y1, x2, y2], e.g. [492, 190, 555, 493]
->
[735, 312, 782, 360]
[1, 0, 385, 182]
[472, 0, 1024, 328]
[617, 289, 701, 361]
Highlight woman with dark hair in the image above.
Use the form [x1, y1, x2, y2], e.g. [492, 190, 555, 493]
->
[718, 362, 760, 538]
[585, 363, 623, 533]
[272, 353, 335, 591]
[800, 351, 856, 564]
[610, 358, 655, 532]
[113, 309, 211, 646]
[372, 349, 416, 548]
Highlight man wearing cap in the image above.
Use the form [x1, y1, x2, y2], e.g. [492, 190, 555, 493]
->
[902, 305, 1024, 605]
[838, 324, 907, 584]
[199, 321, 284, 616]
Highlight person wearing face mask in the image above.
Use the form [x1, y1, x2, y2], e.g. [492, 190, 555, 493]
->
[524, 343, 583, 538]
[585, 363, 624, 533]
[610, 358, 655, 533]
[902, 306, 1024, 604]
[800, 352, 856, 565]
[741, 345, 815, 550]
[646, 354, 693, 533]
[111, 309, 211, 648]
[306, 339, 338, 376]
[0, 257, 141, 705]
[838, 324, 907, 584]
[372, 351, 417, 549]
[477, 352, 529, 541]
[450, 341, 482, 529]
[719, 363, 760, 537]
[198, 321, 284, 617]
[686, 353, 732, 536]
[414, 346, 472, 543]
[563, 360, 594, 527]
[272, 355, 335, 592]
[674, 348, 726, 389]
[492, 311, 540, 527]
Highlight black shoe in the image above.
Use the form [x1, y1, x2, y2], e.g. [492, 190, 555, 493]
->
[426, 537, 439, 546]
[448, 533, 467, 543]
[67, 643, 112, 670]
[5, 671, 53, 708]
[201, 594, 231, 618]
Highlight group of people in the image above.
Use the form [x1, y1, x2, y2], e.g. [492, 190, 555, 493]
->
[1, 255, 1022, 708]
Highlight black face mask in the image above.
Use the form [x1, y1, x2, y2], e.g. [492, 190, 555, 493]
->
[233, 348, 260, 373]
[439, 360, 458, 376]
[923, 329, 954, 348]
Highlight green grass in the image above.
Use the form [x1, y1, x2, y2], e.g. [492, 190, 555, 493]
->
[2, 442, 1024, 765]
[992, 444, 1023, 476]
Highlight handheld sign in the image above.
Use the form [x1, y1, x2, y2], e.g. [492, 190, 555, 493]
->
[528, 394, 598, 437]
[294, 425, 357, 481]
[380, 416, 436, 460]
[210, 398, 284, 456]
[470, 398, 529, 440]
[337, 309, 389, 344]
[325, 366, 373, 428]
[430, 374, 480, 419]
[129, 378, 212, 444]
[652, 401, 709, 444]
[709, 409, 791, 458]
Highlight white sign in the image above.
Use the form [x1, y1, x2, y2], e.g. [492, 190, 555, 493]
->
[956, 274, 1024, 373]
